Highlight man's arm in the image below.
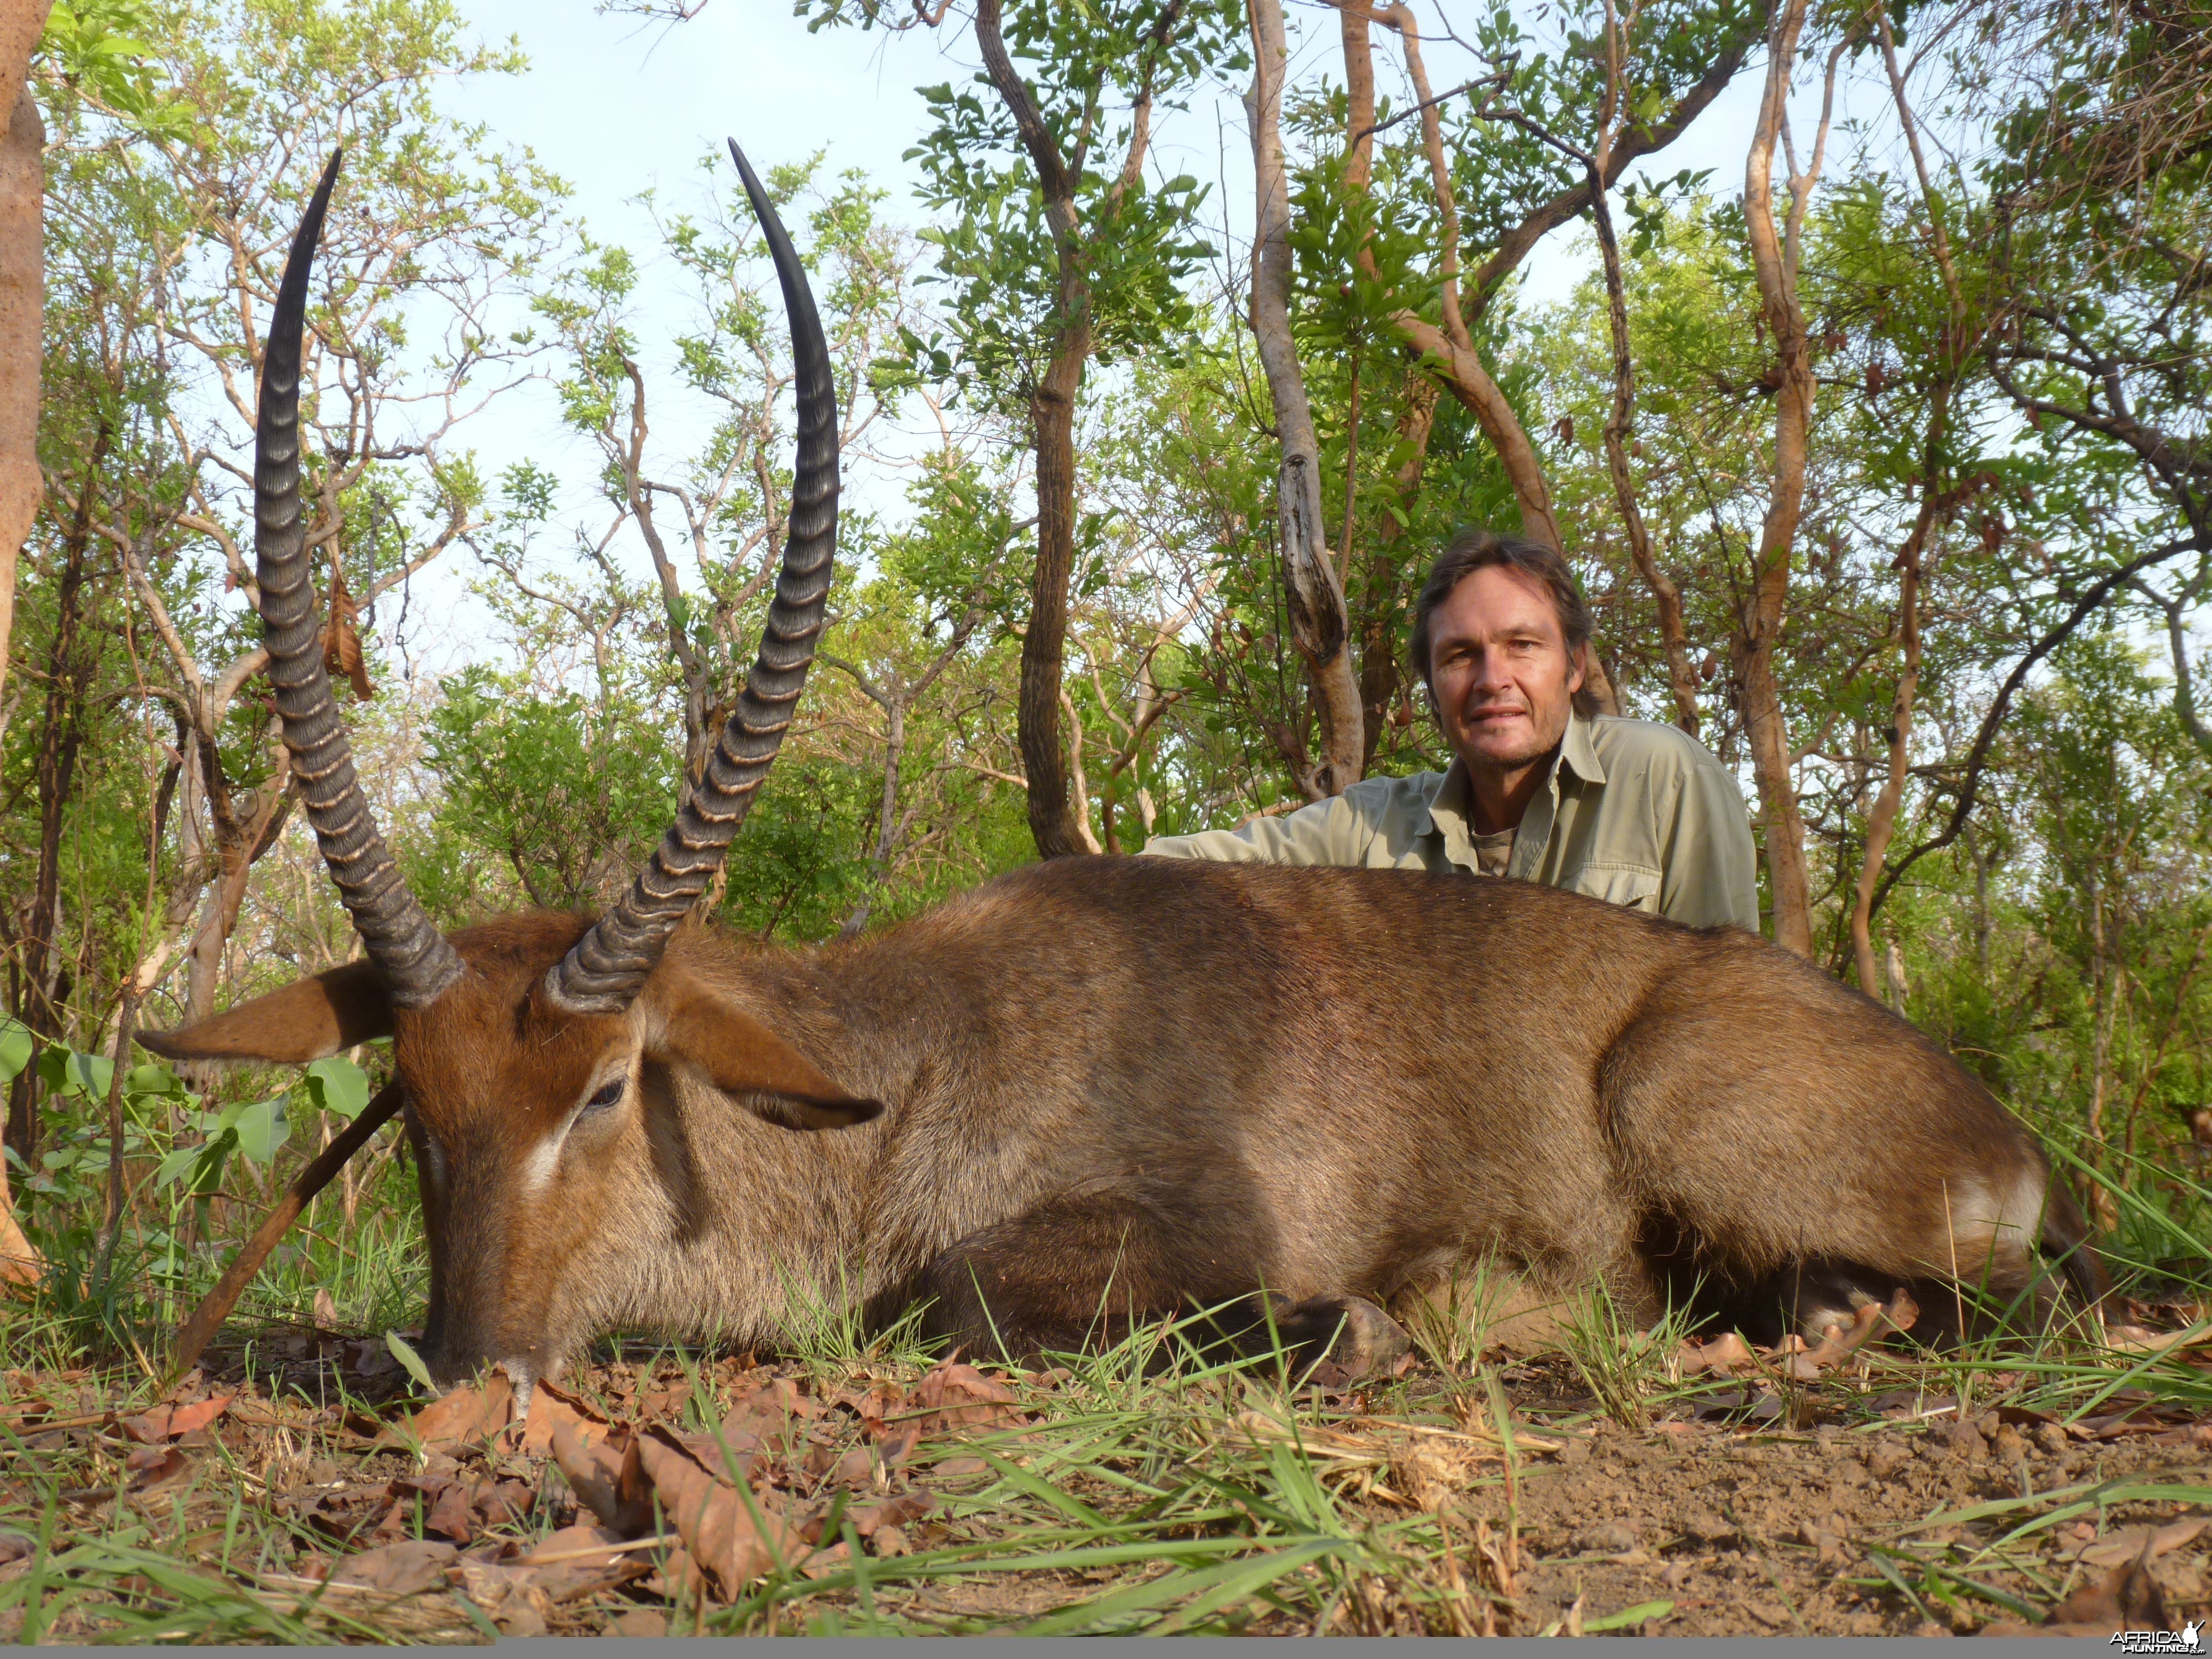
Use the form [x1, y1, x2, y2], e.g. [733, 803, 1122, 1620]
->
[1140, 790, 1372, 865]
[1658, 757, 1763, 932]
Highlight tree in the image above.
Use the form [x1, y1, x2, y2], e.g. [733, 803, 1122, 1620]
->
[1248, 0, 1361, 797]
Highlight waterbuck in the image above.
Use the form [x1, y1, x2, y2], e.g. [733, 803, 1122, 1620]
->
[149, 147, 2099, 1401]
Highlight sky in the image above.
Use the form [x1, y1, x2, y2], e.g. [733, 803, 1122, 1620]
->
[372, 0, 1890, 678]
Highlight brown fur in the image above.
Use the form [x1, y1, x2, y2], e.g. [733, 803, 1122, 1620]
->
[148, 858, 2100, 1384]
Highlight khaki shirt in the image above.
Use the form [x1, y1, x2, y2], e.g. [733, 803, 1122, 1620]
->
[1142, 714, 1761, 932]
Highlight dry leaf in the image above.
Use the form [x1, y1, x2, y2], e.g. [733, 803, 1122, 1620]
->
[123, 1445, 189, 1491]
[852, 1490, 934, 1538]
[2067, 1517, 2209, 1569]
[641, 1379, 693, 1421]
[1790, 1302, 1893, 1379]
[425, 1482, 476, 1545]
[116, 1405, 173, 1444]
[328, 1538, 458, 1597]
[1677, 1332, 1756, 1377]
[552, 1422, 654, 1537]
[322, 565, 374, 702]
[635, 1431, 805, 1598]
[381, 1373, 513, 1452]
[520, 1378, 614, 1457]
[312, 1288, 340, 1329]
[906, 1359, 1024, 1436]
[166, 1394, 233, 1438]
[1985, 1556, 2172, 1636]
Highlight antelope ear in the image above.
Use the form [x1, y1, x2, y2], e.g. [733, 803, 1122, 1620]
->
[138, 961, 394, 1063]
[651, 977, 881, 1132]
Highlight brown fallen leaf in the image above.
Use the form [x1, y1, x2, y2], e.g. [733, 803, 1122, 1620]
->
[2063, 1516, 2208, 1569]
[641, 1379, 693, 1421]
[797, 1489, 935, 1546]
[635, 1431, 806, 1598]
[841, 1380, 906, 1440]
[460, 1528, 644, 1615]
[906, 1359, 1024, 1437]
[804, 1442, 876, 1491]
[1677, 1332, 1757, 1378]
[312, 1288, 340, 1329]
[1983, 1555, 2169, 1637]
[2104, 1321, 2212, 1355]
[116, 1405, 174, 1444]
[380, 1373, 513, 1452]
[426, 1481, 476, 1545]
[123, 1446, 189, 1491]
[327, 1538, 458, 1597]
[166, 1394, 233, 1438]
[519, 1378, 614, 1457]
[553, 1422, 654, 1537]
[1790, 1302, 1893, 1380]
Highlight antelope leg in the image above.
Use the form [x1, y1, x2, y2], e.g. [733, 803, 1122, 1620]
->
[910, 1193, 1407, 1373]
[166, 1081, 405, 1384]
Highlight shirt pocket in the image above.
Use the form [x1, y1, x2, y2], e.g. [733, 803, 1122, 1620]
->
[1565, 862, 1662, 914]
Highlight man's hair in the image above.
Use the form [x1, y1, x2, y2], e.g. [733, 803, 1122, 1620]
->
[1408, 528, 1600, 719]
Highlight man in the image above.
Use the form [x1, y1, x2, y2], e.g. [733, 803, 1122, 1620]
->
[1144, 529, 1761, 931]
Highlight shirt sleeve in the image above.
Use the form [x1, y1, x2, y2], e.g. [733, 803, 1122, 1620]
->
[1658, 757, 1762, 932]
[1139, 790, 1371, 866]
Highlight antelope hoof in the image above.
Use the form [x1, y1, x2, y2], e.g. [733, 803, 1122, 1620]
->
[1279, 1294, 1411, 1374]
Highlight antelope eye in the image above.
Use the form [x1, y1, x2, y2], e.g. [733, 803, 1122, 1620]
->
[583, 1078, 625, 1112]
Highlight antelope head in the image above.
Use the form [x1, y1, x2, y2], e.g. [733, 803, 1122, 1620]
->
[143, 144, 876, 1397]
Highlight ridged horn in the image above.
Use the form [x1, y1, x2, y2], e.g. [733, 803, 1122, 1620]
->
[258, 151, 463, 1009]
[544, 140, 839, 1014]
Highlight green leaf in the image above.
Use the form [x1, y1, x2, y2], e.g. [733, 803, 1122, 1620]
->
[386, 1330, 437, 1393]
[124, 1063, 186, 1100]
[303, 1056, 371, 1121]
[156, 1129, 233, 1194]
[1582, 1600, 1674, 1633]
[0, 1020, 32, 1083]
[231, 1097, 289, 1164]
[68, 1052, 113, 1102]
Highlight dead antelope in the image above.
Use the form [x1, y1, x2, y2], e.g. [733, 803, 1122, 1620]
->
[150, 147, 2101, 1399]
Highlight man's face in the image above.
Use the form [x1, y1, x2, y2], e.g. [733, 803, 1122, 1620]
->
[1426, 564, 1585, 773]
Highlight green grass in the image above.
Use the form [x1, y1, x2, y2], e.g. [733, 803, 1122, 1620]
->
[2, 1123, 2211, 1639]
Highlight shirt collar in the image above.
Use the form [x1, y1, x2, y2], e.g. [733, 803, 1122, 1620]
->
[1561, 712, 1608, 787]
[1424, 715, 1606, 855]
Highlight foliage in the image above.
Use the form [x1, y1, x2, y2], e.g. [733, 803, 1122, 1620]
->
[0, 1, 2209, 1549]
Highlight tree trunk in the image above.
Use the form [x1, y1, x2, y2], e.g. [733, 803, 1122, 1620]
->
[1588, 165, 1697, 734]
[1849, 387, 1947, 993]
[1358, 368, 1437, 766]
[1367, 2, 1635, 716]
[1249, 0, 1361, 799]
[6, 452, 98, 1169]
[1020, 337, 1092, 858]
[1849, 508, 1929, 994]
[0, 6, 50, 715]
[180, 728, 295, 1029]
[0, 7, 51, 1280]
[1738, 0, 1819, 956]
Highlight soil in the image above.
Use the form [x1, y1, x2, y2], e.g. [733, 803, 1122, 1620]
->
[1472, 1397, 2211, 1636]
[2, 1329, 2209, 1639]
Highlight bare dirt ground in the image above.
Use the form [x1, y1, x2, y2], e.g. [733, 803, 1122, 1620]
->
[2, 1313, 2209, 1639]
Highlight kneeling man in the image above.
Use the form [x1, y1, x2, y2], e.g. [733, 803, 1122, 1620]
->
[1144, 529, 1761, 931]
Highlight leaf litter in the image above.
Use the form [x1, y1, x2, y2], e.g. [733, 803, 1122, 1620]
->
[6, 1302, 2212, 1636]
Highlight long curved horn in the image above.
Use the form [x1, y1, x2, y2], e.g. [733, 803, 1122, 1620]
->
[259, 152, 463, 1008]
[545, 141, 839, 1015]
